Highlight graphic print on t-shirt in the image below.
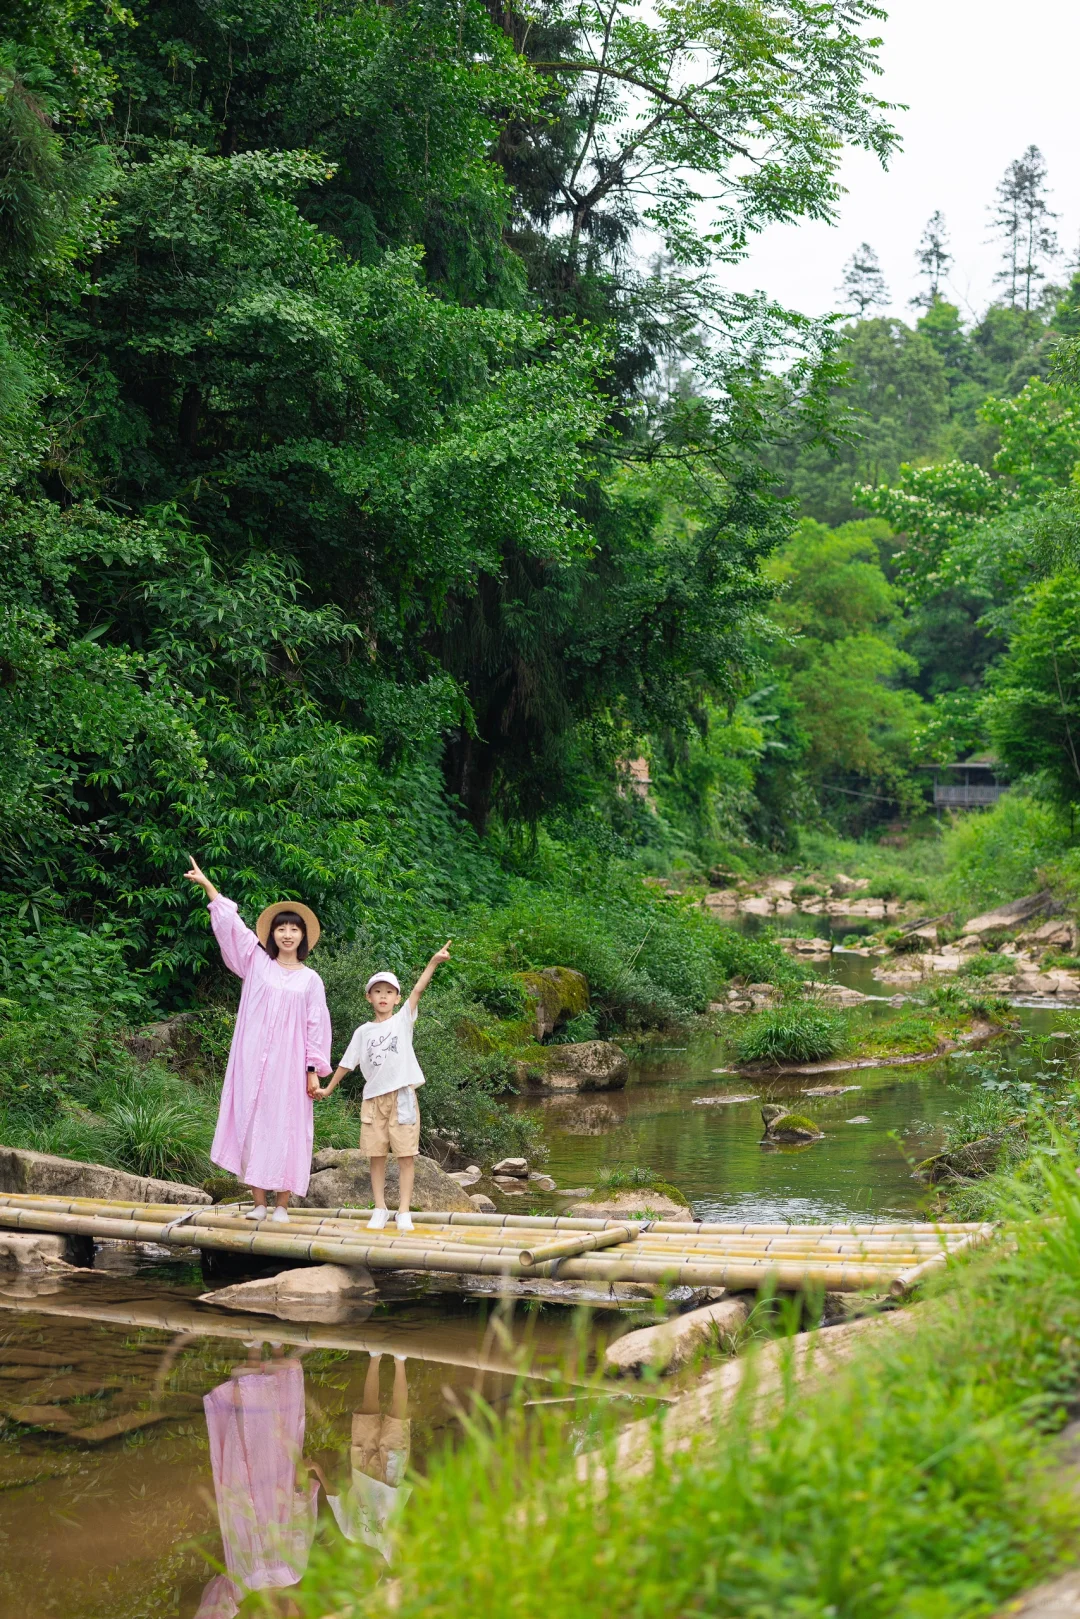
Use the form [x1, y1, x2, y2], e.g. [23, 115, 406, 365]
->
[367, 1032, 399, 1068]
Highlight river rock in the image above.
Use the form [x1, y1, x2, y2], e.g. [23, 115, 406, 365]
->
[200, 1263, 377, 1323]
[603, 1295, 751, 1377]
[760, 1105, 822, 1143]
[514, 967, 590, 1040]
[963, 889, 1060, 934]
[739, 895, 773, 915]
[515, 1041, 629, 1092]
[0, 1147, 211, 1206]
[564, 1190, 688, 1219]
[0, 1233, 75, 1274]
[913, 1130, 1014, 1184]
[492, 1157, 528, 1178]
[121, 1012, 200, 1063]
[469, 1193, 497, 1212]
[297, 1150, 473, 1211]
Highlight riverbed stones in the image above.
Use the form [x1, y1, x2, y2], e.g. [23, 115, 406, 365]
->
[492, 1157, 528, 1177]
[514, 966, 590, 1040]
[0, 1147, 211, 1206]
[515, 1040, 630, 1092]
[604, 1295, 752, 1377]
[469, 1193, 497, 1212]
[297, 1150, 473, 1212]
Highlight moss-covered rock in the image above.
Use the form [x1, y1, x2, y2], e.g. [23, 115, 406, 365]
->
[760, 1105, 822, 1143]
[514, 1040, 629, 1092]
[514, 967, 589, 1040]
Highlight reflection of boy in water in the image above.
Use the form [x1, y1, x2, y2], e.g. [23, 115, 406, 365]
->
[325, 1353, 412, 1563]
[196, 1346, 318, 1619]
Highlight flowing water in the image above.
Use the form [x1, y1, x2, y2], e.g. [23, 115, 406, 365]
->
[0, 919, 1070, 1615]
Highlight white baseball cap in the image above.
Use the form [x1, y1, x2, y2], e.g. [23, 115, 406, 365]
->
[365, 971, 401, 993]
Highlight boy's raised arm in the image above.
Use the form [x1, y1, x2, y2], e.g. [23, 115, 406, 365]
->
[409, 940, 452, 1012]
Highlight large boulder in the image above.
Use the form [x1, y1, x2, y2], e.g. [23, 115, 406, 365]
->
[514, 967, 590, 1040]
[516, 1041, 629, 1092]
[0, 1146, 210, 1206]
[913, 1131, 1014, 1184]
[963, 890, 1060, 934]
[297, 1150, 473, 1211]
[200, 1263, 377, 1323]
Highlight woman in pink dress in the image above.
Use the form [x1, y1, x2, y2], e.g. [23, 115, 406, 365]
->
[185, 859, 332, 1219]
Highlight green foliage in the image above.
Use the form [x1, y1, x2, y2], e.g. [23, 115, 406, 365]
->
[941, 793, 1069, 911]
[986, 570, 1080, 805]
[734, 1003, 844, 1066]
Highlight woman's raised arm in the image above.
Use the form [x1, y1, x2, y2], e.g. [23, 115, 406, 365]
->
[184, 858, 259, 978]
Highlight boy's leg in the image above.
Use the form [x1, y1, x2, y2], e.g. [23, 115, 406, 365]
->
[397, 1155, 415, 1213]
[391, 1354, 408, 1417]
[274, 1191, 289, 1210]
[370, 1156, 388, 1208]
[362, 1352, 382, 1413]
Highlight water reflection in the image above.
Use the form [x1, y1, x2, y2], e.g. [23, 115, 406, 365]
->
[198, 1348, 318, 1618]
[322, 1353, 412, 1563]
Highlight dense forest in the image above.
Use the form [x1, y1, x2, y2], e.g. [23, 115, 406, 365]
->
[4, 0, 1080, 1169]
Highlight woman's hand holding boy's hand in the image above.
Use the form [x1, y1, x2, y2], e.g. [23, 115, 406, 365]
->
[306, 1073, 321, 1099]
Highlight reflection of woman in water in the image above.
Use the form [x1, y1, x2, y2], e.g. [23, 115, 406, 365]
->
[196, 1346, 319, 1619]
[325, 1353, 412, 1564]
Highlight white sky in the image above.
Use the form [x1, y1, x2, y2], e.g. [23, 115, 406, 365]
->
[721, 0, 1080, 324]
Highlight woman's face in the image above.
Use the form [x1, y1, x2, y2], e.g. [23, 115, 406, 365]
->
[273, 920, 304, 954]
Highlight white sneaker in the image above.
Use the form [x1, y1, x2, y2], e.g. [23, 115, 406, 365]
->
[246, 1205, 268, 1221]
[395, 1211, 414, 1233]
[270, 1206, 290, 1223]
[367, 1208, 389, 1230]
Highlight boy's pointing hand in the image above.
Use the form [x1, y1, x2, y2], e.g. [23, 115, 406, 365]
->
[432, 939, 452, 965]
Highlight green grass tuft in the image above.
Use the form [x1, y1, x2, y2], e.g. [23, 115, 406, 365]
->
[734, 1004, 845, 1066]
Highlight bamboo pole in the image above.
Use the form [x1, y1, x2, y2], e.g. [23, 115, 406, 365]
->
[517, 1226, 637, 1267]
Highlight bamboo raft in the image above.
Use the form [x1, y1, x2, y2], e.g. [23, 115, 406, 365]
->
[0, 1193, 993, 1297]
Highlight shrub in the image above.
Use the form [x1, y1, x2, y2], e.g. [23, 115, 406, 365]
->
[734, 1004, 845, 1065]
[101, 1095, 210, 1182]
[942, 792, 1069, 913]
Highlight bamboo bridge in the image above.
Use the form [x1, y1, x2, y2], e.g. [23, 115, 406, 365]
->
[0, 1193, 992, 1297]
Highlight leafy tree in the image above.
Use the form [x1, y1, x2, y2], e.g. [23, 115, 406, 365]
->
[838, 242, 890, 316]
[912, 212, 951, 309]
[986, 569, 1080, 806]
[990, 144, 1059, 313]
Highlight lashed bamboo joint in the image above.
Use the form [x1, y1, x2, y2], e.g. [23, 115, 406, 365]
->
[0, 1193, 993, 1297]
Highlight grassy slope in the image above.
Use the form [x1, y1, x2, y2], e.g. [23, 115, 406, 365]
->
[296, 1174, 1080, 1619]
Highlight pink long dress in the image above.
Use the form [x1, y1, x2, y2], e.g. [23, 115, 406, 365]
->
[208, 895, 331, 1196]
[196, 1361, 318, 1619]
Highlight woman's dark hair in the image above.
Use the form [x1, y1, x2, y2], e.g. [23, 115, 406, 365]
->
[264, 910, 309, 961]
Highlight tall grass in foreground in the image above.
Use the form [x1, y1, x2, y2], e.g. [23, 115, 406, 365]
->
[294, 1166, 1080, 1619]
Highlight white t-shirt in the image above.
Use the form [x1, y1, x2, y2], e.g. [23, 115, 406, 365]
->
[339, 1003, 425, 1099]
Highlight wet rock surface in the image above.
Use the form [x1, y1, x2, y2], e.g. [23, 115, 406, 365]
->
[565, 1189, 688, 1219]
[0, 1147, 211, 1206]
[200, 1262, 378, 1322]
[604, 1295, 751, 1376]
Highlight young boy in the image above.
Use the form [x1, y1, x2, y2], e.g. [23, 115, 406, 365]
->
[310, 942, 450, 1231]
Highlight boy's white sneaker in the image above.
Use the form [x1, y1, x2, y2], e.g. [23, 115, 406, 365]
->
[395, 1211, 414, 1232]
[246, 1205, 268, 1221]
[367, 1208, 389, 1230]
[270, 1206, 290, 1223]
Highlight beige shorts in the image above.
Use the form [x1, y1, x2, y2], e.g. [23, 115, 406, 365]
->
[360, 1090, 420, 1157]
[352, 1412, 411, 1485]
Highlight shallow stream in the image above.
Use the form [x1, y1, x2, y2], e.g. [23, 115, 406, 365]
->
[0, 920, 1071, 1616]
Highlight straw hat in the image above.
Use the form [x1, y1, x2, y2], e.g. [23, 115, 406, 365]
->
[255, 901, 321, 950]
